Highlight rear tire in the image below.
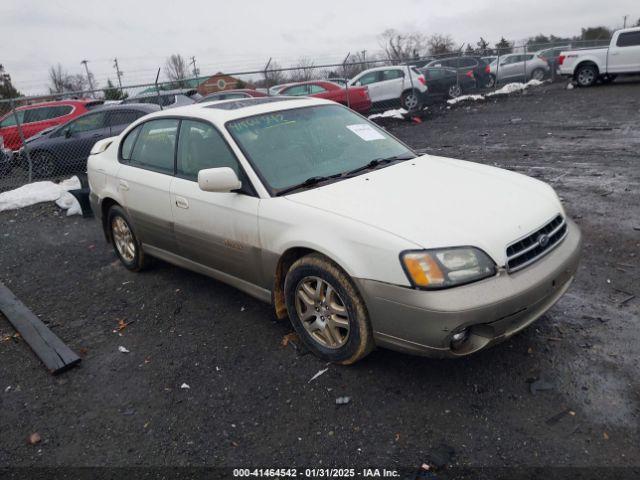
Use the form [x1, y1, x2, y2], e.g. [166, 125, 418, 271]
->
[448, 84, 462, 98]
[530, 68, 545, 81]
[284, 253, 374, 364]
[107, 205, 150, 272]
[400, 89, 423, 112]
[575, 64, 598, 87]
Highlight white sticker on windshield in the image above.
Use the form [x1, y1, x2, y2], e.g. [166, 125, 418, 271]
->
[346, 124, 385, 141]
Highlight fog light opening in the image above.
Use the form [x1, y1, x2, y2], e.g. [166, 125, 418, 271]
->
[450, 328, 470, 351]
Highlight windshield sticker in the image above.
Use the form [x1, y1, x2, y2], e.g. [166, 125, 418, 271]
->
[346, 124, 385, 141]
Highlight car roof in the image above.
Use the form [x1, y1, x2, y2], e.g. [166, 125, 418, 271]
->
[134, 96, 334, 125]
[94, 103, 160, 113]
[14, 99, 102, 111]
[358, 65, 408, 74]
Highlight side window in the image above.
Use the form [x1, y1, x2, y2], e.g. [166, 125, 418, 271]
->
[617, 31, 640, 47]
[0, 110, 24, 128]
[129, 119, 178, 174]
[106, 110, 144, 127]
[283, 85, 308, 96]
[461, 58, 477, 68]
[177, 120, 239, 181]
[358, 72, 379, 85]
[68, 112, 107, 134]
[121, 125, 141, 161]
[23, 107, 52, 124]
[308, 84, 327, 94]
[382, 69, 404, 80]
[49, 105, 73, 119]
[426, 69, 442, 79]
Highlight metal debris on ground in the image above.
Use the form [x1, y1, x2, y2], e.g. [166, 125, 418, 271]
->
[308, 367, 329, 383]
[118, 346, 130, 353]
[335, 396, 351, 405]
[180, 383, 190, 389]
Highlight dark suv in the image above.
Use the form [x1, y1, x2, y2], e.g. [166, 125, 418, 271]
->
[424, 56, 493, 88]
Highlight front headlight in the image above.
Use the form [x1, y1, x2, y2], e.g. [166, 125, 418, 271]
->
[401, 247, 496, 289]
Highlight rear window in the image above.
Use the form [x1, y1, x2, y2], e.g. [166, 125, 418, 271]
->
[0, 111, 25, 128]
[617, 31, 640, 47]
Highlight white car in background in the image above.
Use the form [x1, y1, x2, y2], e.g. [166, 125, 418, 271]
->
[348, 66, 427, 110]
[88, 97, 581, 364]
[490, 53, 549, 83]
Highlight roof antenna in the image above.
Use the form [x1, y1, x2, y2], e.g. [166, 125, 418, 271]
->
[154, 68, 163, 110]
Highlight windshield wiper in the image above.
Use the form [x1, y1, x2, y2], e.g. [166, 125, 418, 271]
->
[275, 174, 343, 196]
[340, 153, 416, 178]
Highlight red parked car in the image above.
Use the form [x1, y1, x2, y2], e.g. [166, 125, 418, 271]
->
[0, 99, 103, 151]
[278, 81, 372, 114]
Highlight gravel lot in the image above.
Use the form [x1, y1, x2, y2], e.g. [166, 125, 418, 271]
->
[1, 79, 639, 475]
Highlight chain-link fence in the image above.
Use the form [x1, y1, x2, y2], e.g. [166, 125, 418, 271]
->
[0, 39, 609, 193]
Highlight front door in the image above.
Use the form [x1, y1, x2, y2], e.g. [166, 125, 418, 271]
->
[170, 119, 261, 284]
[608, 30, 640, 73]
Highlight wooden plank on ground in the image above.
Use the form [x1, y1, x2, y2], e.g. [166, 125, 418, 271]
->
[0, 281, 80, 374]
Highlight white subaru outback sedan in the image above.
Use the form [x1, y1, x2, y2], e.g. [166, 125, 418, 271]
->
[88, 97, 581, 364]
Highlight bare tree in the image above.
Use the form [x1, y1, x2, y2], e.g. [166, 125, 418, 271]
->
[341, 50, 372, 79]
[264, 60, 287, 88]
[379, 29, 428, 62]
[165, 54, 188, 87]
[288, 57, 316, 82]
[48, 64, 87, 94]
[427, 34, 455, 56]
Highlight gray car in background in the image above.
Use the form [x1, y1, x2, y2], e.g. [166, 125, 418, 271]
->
[18, 104, 159, 177]
[490, 53, 549, 83]
[122, 89, 201, 109]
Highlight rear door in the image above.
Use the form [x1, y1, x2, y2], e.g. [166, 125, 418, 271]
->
[353, 71, 383, 102]
[106, 109, 148, 136]
[608, 30, 640, 73]
[171, 119, 261, 284]
[378, 69, 405, 101]
[116, 118, 178, 253]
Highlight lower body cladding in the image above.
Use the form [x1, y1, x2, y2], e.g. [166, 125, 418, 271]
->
[356, 219, 582, 358]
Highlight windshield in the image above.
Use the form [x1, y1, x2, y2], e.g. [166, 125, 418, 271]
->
[226, 105, 414, 192]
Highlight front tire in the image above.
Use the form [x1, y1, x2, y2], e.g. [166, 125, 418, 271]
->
[107, 205, 150, 272]
[284, 254, 374, 364]
[400, 89, 423, 112]
[575, 64, 598, 87]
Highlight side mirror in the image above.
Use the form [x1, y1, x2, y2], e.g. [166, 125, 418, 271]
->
[64, 128, 72, 138]
[198, 167, 242, 193]
[354, 81, 361, 87]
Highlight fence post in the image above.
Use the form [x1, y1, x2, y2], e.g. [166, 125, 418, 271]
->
[342, 52, 351, 109]
[405, 58, 416, 113]
[523, 44, 528, 83]
[10, 98, 32, 183]
[263, 58, 272, 96]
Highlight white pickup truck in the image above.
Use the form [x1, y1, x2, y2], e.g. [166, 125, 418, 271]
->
[559, 27, 640, 86]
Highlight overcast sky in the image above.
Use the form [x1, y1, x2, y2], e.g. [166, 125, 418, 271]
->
[2, 0, 637, 95]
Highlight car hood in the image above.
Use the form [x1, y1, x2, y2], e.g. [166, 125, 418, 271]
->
[285, 155, 564, 266]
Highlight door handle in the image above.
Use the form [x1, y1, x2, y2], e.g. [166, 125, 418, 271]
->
[118, 180, 129, 191]
[175, 196, 189, 209]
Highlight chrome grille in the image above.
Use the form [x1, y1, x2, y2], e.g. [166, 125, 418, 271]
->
[506, 215, 567, 272]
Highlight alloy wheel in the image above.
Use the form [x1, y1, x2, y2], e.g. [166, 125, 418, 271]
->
[295, 276, 350, 349]
[111, 216, 136, 263]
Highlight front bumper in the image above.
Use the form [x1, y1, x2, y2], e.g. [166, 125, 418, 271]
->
[356, 218, 582, 358]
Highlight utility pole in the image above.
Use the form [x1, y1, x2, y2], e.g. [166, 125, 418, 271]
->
[80, 59, 95, 97]
[113, 58, 124, 92]
[190, 56, 199, 78]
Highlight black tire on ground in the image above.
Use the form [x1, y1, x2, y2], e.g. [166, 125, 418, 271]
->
[575, 64, 598, 87]
[107, 205, 150, 272]
[284, 253, 374, 364]
[32, 151, 56, 178]
[530, 68, 546, 81]
[400, 89, 423, 111]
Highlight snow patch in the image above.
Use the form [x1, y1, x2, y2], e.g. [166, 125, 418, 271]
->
[447, 94, 485, 105]
[447, 79, 546, 105]
[368, 108, 408, 120]
[0, 176, 82, 215]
